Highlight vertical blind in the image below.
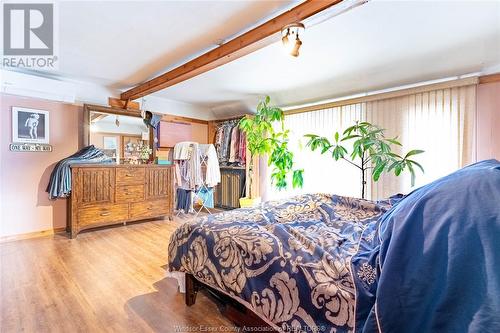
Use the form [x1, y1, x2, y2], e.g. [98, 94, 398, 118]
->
[265, 84, 476, 201]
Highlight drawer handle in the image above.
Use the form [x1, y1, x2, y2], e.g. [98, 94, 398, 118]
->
[125, 174, 133, 177]
[100, 212, 111, 216]
[147, 207, 153, 210]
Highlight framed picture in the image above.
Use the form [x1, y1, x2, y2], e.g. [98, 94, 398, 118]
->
[103, 136, 117, 149]
[12, 107, 50, 144]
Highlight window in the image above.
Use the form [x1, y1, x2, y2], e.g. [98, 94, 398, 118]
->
[264, 84, 476, 200]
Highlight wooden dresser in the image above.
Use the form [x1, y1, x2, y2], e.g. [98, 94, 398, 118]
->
[68, 164, 174, 238]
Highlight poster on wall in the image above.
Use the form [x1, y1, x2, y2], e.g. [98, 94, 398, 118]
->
[103, 136, 117, 149]
[12, 107, 50, 144]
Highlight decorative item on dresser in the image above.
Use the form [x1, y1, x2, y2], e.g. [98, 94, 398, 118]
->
[68, 164, 174, 238]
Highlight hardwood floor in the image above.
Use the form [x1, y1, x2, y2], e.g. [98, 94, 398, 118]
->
[0, 218, 237, 333]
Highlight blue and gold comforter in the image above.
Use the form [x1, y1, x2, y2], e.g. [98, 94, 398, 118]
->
[168, 193, 399, 333]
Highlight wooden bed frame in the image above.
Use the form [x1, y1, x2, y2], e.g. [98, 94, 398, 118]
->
[184, 274, 276, 331]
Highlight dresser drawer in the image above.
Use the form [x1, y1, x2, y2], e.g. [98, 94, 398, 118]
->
[116, 167, 145, 185]
[115, 185, 144, 203]
[77, 204, 129, 227]
[130, 199, 169, 219]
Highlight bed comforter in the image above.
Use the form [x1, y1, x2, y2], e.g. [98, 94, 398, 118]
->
[352, 159, 500, 332]
[168, 193, 400, 333]
[169, 160, 500, 333]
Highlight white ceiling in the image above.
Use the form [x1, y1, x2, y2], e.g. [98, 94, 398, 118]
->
[9, 0, 500, 117]
[49, 0, 298, 88]
[154, 0, 500, 115]
[93, 113, 145, 126]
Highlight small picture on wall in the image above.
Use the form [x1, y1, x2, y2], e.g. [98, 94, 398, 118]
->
[12, 107, 50, 144]
[103, 136, 117, 149]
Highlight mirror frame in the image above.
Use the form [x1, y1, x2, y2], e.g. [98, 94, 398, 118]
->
[83, 104, 155, 162]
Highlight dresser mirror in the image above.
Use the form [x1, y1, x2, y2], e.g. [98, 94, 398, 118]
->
[83, 104, 153, 164]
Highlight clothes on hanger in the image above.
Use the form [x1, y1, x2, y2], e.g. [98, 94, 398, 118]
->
[215, 123, 232, 163]
[173, 142, 220, 215]
[173, 142, 202, 190]
[173, 142, 193, 161]
[214, 119, 245, 166]
[199, 144, 221, 188]
[176, 188, 192, 213]
[229, 125, 240, 163]
[194, 188, 214, 209]
[215, 126, 225, 161]
[150, 114, 162, 129]
[222, 125, 232, 160]
[238, 131, 246, 164]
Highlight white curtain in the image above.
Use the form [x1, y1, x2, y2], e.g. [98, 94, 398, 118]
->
[264, 84, 476, 201]
[263, 103, 366, 201]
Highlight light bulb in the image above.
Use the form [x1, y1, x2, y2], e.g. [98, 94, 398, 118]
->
[282, 34, 289, 47]
[290, 35, 302, 57]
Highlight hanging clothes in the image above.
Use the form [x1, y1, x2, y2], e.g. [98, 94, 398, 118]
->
[173, 142, 192, 160]
[199, 144, 221, 188]
[214, 118, 245, 166]
[221, 124, 232, 162]
[176, 188, 192, 213]
[173, 142, 217, 215]
[239, 131, 247, 164]
[194, 188, 214, 208]
[215, 125, 225, 161]
[229, 125, 240, 163]
[173, 142, 202, 189]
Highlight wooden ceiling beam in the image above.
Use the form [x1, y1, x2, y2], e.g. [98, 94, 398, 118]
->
[90, 113, 108, 123]
[121, 0, 343, 101]
[479, 73, 500, 84]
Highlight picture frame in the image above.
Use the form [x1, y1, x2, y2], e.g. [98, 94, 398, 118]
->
[103, 136, 117, 149]
[12, 107, 50, 144]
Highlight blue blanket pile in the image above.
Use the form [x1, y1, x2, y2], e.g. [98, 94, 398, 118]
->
[353, 159, 500, 332]
[46, 145, 112, 199]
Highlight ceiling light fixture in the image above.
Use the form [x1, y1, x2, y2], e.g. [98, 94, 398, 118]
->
[281, 22, 305, 57]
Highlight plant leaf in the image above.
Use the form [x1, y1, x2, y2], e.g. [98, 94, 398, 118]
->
[385, 137, 402, 146]
[340, 134, 360, 142]
[372, 160, 387, 181]
[407, 162, 416, 186]
[404, 149, 425, 158]
[407, 159, 425, 173]
[292, 169, 304, 188]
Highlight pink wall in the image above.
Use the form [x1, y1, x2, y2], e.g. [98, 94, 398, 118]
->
[477, 81, 500, 161]
[0, 94, 82, 237]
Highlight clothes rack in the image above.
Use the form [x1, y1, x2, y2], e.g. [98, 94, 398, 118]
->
[173, 142, 220, 217]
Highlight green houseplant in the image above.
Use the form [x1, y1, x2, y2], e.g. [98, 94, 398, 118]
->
[305, 121, 424, 199]
[239, 96, 303, 206]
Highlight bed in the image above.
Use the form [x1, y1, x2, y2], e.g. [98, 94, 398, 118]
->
[168, 160, 500, 333]
[168, 192, 401, 332]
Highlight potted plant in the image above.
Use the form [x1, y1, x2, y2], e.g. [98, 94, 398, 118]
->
[238, 96, 303, 207]
[305, 121, 424, 199]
